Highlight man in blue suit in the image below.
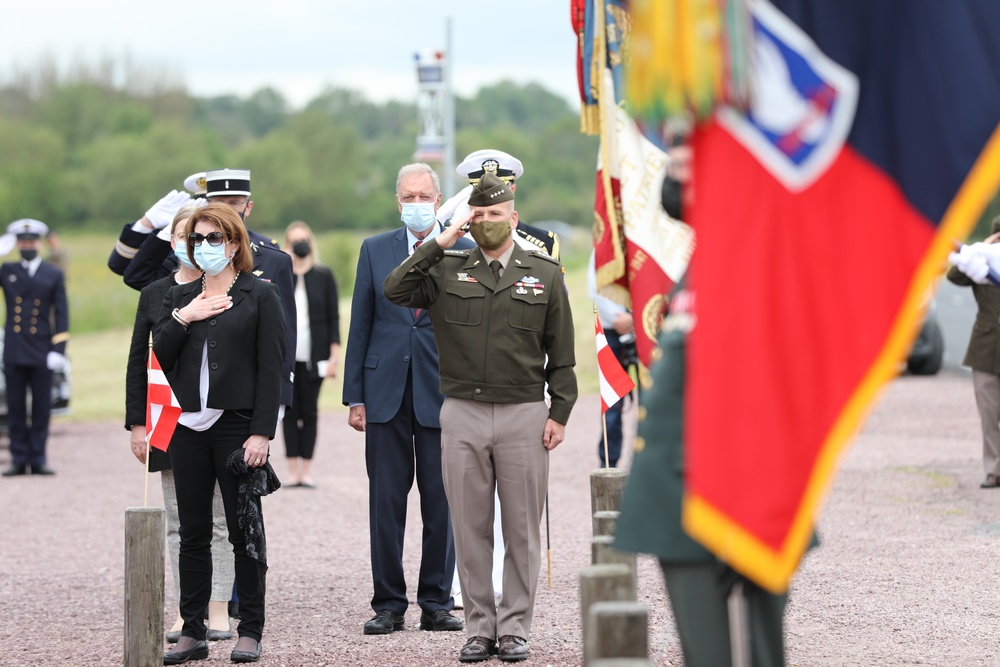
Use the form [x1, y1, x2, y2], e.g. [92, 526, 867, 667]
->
[344, 163, 471, 636]
[1, 219, 69, 477]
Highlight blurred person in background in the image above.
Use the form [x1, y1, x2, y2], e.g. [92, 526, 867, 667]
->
[0, 219, 69, 477]
[123, 205, 235, 644]
[282, 220, 340, 488]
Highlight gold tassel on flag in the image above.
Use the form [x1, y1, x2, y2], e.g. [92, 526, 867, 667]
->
[627, 0, 751, 124]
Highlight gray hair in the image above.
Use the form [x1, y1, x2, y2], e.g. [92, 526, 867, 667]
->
[395, 163, 440, 196]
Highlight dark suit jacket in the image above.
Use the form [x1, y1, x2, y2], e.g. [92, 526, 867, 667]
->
[0, 261, 69, 367]
[123, 229, 297, 407]
[153, 272, 286, 439]
[947, 265, 1000, 373]
[297, 266, 340, 379]
[124, 274, 174, 472]
[343, 225, 473, 426]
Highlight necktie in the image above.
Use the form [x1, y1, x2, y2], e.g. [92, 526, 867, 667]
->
[413, 240, 424, 318]
[490, 260, 502, 283]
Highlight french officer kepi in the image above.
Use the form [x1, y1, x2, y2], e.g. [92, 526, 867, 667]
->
[0, 219, 69, 477]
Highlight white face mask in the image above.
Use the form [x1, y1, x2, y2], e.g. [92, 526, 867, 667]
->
[400, 202, 437, 232]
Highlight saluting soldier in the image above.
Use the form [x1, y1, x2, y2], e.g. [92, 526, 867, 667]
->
[0, 219, 69, 477]
[439, 149, 561, 260]
[384, 172, 577, 663]
[116, 169, 297, 410]
[107, 171, 203, 277]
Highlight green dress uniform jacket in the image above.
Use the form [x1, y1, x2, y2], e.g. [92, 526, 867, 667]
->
[947, 265, 1000, 374]
[383, 240, 577, 424]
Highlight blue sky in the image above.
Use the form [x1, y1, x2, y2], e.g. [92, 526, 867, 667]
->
[0, 1, 581, 109]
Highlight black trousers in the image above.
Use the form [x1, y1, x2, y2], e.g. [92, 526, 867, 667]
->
[5, 364, 52, 468]
[365, 371, 455, 615]
[282, 361, 323, 459]
[170, 412, 267, 641]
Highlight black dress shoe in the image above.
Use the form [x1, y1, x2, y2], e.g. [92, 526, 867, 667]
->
[498, 635, 529, 662]
[419, 609, 463, 631]
[163, 638, 209, 665]
[206, 628, 233, 641]
[165, 630, 182, 643]
[459, 636, 498, 663]
[363, 610, 404, 635]
[2, 465, 27, 477]
[30, 464, 56, 476]
[230, 639, 262, 663]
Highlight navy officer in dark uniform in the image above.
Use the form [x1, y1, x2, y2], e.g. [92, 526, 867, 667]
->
[116, 169, 297, 410]
[1, 219, 69, 477]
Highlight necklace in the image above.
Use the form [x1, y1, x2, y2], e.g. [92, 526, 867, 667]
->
[202, 271, 241, 296]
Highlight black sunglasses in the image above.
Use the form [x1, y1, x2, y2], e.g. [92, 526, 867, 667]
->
[188, 231, 227, 247]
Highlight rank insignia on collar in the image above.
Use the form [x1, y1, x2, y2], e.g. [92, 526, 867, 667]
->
[514, 259, 522, 265]
[457, 272, 478, 282]
[253, 270, 264, 277]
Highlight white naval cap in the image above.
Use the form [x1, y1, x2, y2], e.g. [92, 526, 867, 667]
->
[0, 219, 49, 256]
[205, 168, 251, 197]
[457, 149, 524, 184]
[8, 218, 49, 239]
[183, 172, 208, 197]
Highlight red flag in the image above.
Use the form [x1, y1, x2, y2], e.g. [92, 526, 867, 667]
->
[626, 1, 1000, 593]
[595, 314, 635, 413]
[146, 349, 181, 452]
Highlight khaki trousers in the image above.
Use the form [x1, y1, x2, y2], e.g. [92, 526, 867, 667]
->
[440, 397, 549, 640]
[973, 369, 1000, 476]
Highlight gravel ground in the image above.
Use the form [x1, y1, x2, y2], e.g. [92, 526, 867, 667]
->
[0, 375, 997, 667]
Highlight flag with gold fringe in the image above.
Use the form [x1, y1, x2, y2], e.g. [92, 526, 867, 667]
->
[589, 0, 695, 367]
[628, 0, 1000, 593]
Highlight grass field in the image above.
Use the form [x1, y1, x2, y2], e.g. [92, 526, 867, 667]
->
[44, 228, 603, 424]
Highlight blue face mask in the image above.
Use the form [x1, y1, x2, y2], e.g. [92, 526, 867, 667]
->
[194, 242, 232, 276]
[400, 202, 436, 232]
[174, 244, 198, 271]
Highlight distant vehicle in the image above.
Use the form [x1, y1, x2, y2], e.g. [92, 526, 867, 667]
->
[0, 330, 71, 433]
[907, 301, 944, 376]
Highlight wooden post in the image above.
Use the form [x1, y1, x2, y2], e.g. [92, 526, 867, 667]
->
[593, 509, 620, 537]
[580, 563, 635, 666]
[586, 601, 649, 663]
[124, 507, 165, 667]
[590, 468, 628, 516]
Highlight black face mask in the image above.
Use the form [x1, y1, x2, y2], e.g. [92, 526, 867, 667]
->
[292, 240, 311, 258]
[20, 249, 38, 262]
[661, 176, 683, 221]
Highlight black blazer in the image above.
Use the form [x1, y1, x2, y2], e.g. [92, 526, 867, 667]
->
[124, 229, 298, 408]
[154, 272, 286, 439]
[297, 266, 340, 378]
[124, 274, 176, 472]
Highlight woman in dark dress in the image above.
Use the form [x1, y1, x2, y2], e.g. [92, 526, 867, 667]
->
[282, 221, 340, 488]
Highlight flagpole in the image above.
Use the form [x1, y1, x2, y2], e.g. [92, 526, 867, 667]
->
[602, 413, 610, 469]
[144, 342, 153, 507]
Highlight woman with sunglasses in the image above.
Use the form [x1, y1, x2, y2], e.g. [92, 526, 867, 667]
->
[124, 205, 236, 646]
[155, 203, 285, 665]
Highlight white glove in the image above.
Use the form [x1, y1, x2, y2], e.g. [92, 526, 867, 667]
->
[436, 185, 473, 225]
[157, 225, 173, 242]
[46, 351, 66, 371]
[949, 243, 990, 284]
[145, 190, 192, 229]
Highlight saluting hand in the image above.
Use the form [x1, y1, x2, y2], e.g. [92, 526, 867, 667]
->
[180, 291, 233, 323]
[434, 210, 473, 250]
[543, 419, 565, 450]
